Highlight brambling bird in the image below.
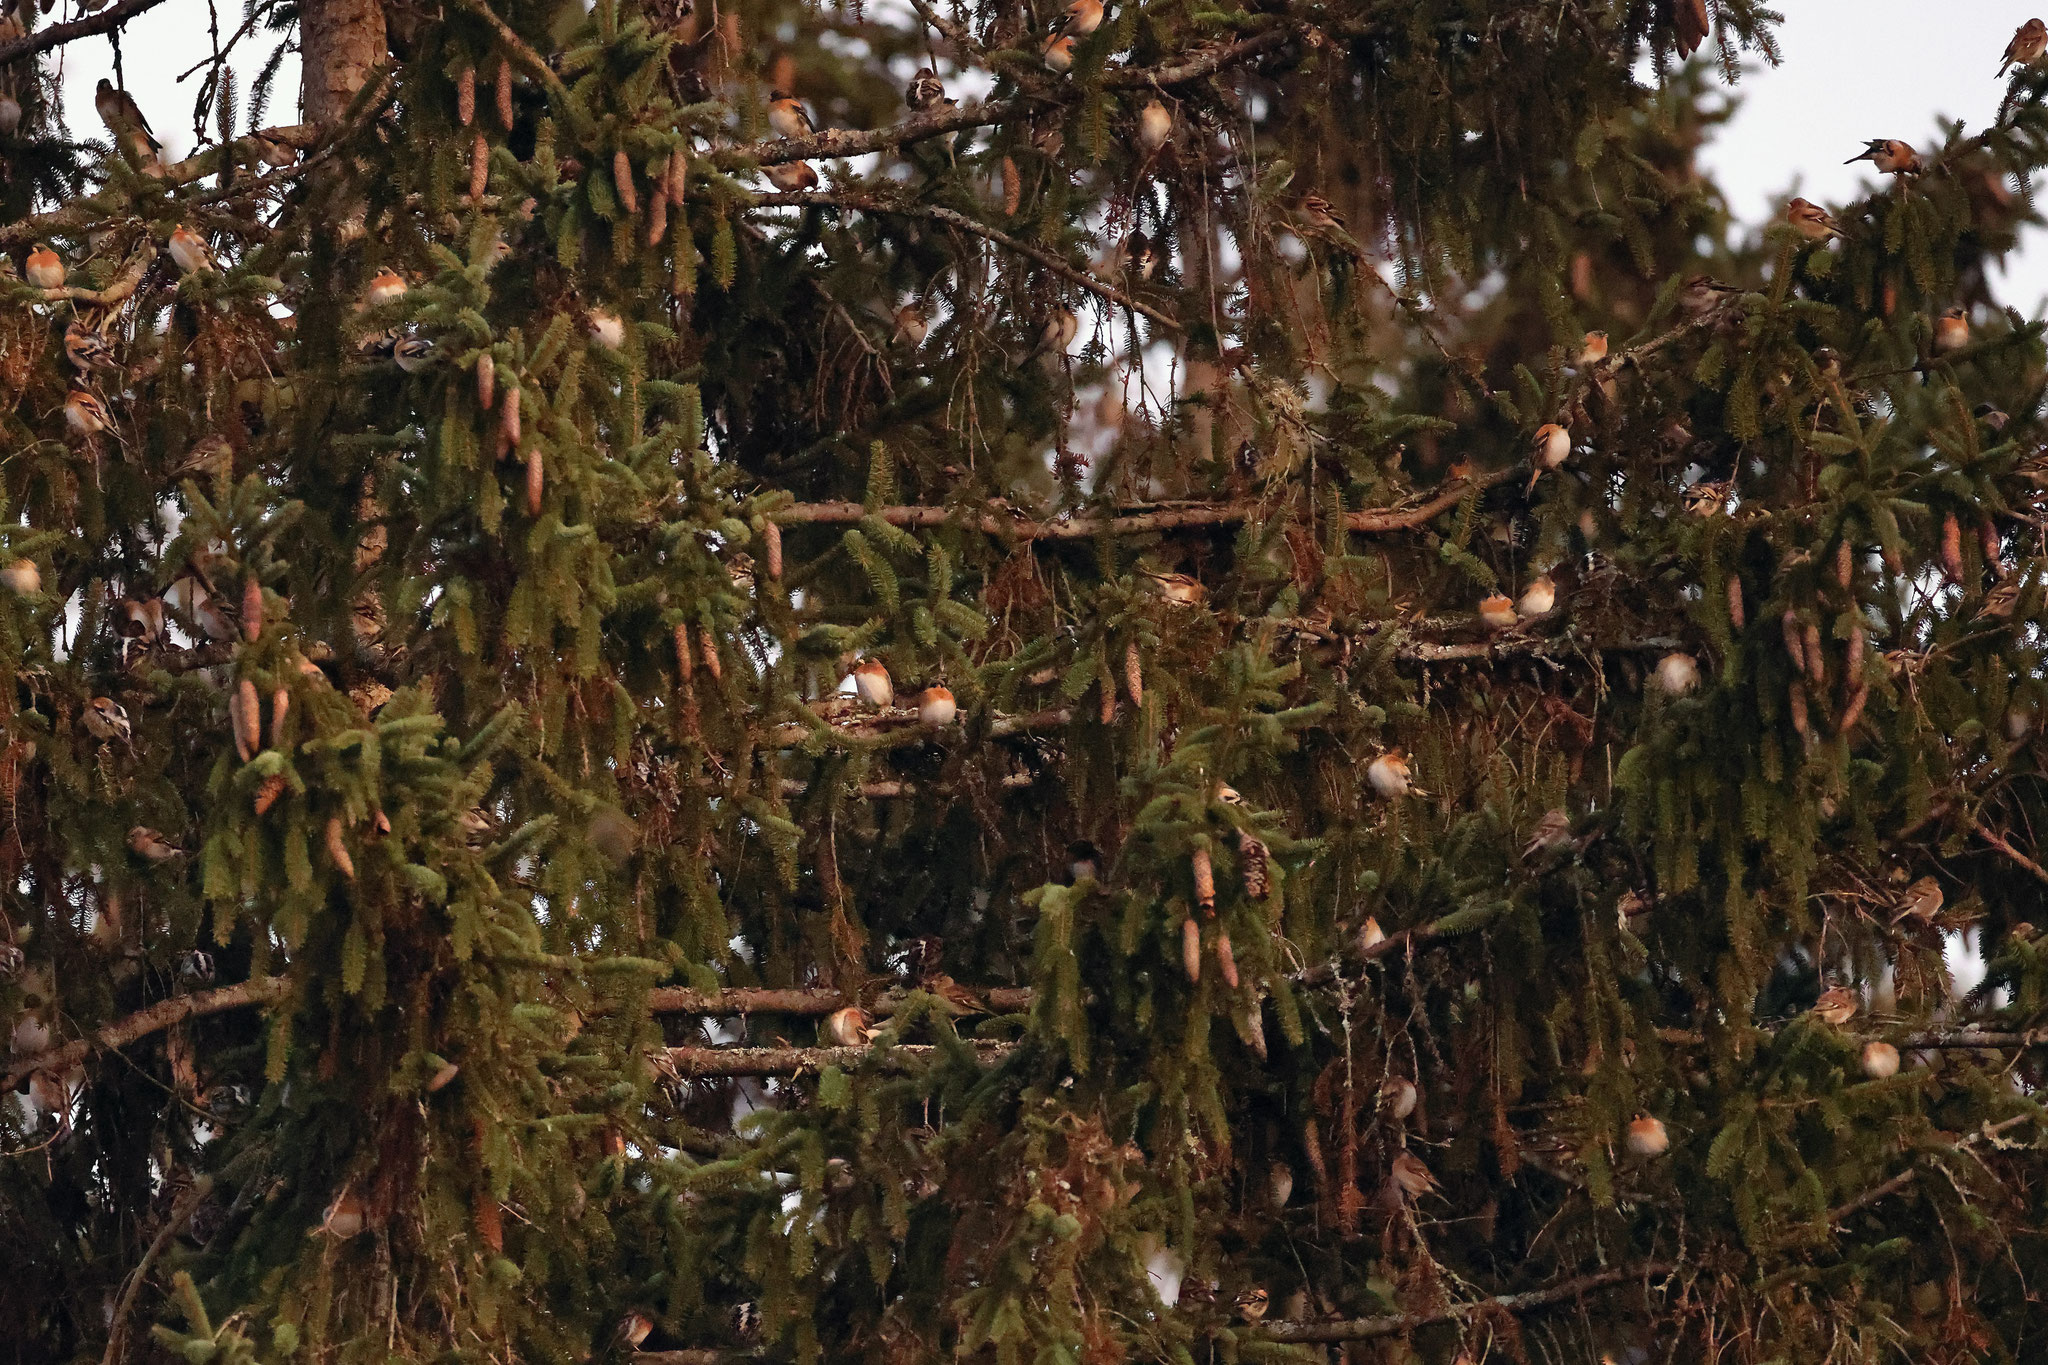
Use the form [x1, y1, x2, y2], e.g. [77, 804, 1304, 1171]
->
[729, 1303, 762, 1343]
[1624, 1113, 1670, 1157]
[0, 559, 38, 595]
[1126, 230, 1161, 281]
[24, 242, 62, 290]
[1679, 273, 1739, 317]
[1811, 985, 1857, 1027]
[63, 321, 116, 372]
[1525, 421, 1570, 492]
[393, 335, 435, 372]
[1043, 34, 1076, 71]
[1786, 197, 1845, 241]
[64, 389, 111, 437]
[94, 79, 160, 166]
[1516, 573, 1556, 619]
[851, 658, 893, 708]
[114, 596, 165, 651]
[355, 325, 402, 360]
[1051, 0, 1104, 36]
[1681, 478, 1731, 517]
[1266, 1161, 1293, 1207]
[763, 160, 819, 192]
[1975, 402, 2009, 433]
[767, 90, 815, 139]
[252, 131, 297, 167]
[1387, 1151, 1439, 1201]
[1653, 652, 1699, 696]
[127, 826, 181, 861]
[319, 1190, 366, 1239]
[1358, 915, 1386, 949]
[1846, 139, 1920, 176]
[1575, 329, 1607, 367]
[906, 67, 945, 112]
[167, 225, 213, 275]
[1933, 306, 1969, 355]
[1478, 592, 1517, 630]
[1365, 751, 1410, 798]
[1298, 194, 1345, 234]
[1892, 874, 1944, 927]
[365, 269, 407, 306]
[917, 684, 956, 727]
[1233, 1288, 1269, 1323]
[1861, 1041, 1900, 1079]
[1139, 567, 1205, 605]
[1978, 577, 2024, 620]
[613, 1310, 655, 1352]
[891, 303, 928, 347]
[824, 1005, 872, 1047]
[588, 308, 626, 349]
[1521, 808, 1571, 860]
[1032, 306, 1079, 360]
[82, 696, 130, 742]
[1065, 839, 1101, 885]
[1137, 100, 1172, 153]
[2000, 18, 2046, 77]
[0, 94, 20, 137]
[1382, 1074, 1417, 1119]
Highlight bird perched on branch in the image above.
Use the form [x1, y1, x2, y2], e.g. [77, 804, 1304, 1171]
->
[1933, 306, 1970, 355]
[94, 79, 160, 170]
[24, 242, 61, 290]
[63, 320, 116, 373]
[891, 303, 928, 348]
[767, 90, 815, 140]
[1811, 985, 1857, 1027]
[1042, 34, 1076, 72]
[1049, 0, 1104, 38]
[1526, 422, 1570, 493]
[167, 226, 214, 275]
[1786, 197, 1845, 241]
[2000, 18, 2047, 77]
[905, 67, 945, 113]
[1846, 139, 1920, 176]
[763, 160, 819, 192]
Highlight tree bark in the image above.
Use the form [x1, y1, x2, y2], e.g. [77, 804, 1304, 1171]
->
[300, 0, 387, 128]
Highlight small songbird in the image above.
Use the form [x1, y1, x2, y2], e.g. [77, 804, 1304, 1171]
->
[1978, 577, 2024, 620]
[252, 131, 297, 167]
[167, 226, 213, 275]
[393, 335, 435, 372]
[763, 160, 819, 192]
[1478, 592, 1518, 630]
[766, 90, 815, 140]
[851, 658, 893, 708]
[1624, 1113, 1670, 1157]
[1846, 138, 1920, 176]
[1681, 479, 1731, 517]
[588, 308, 626, 349]
[365, 269, 407, 306]
[2000, 18, 2047, 77]
[1137, 100, 1172, 153]
[1365, 751, 1410, 799]
[891, 303, 928, 348]
[63, 321, 116, 372]
[1679, 273, 1739, 317]
[1266, 1161, 1294, 1208]
[1786, 197, 1845, 241]
[94, 79, 160, 166]
[614, 1310, 655, 1352]
[1521, 808, 1571, 861]
[114, 596, 165, 651]
[82, 696, 130, 742]
[1653, 651, 1700, 696]
[1043, 33, 1077, 72]
[906, 67, 945, 112]
[1357, 915, 1387, 950]
[0, 559, 40, 595]
[1526, 421, 1570, 493]
[127, 826, 180, 861]
[1232, 1288, 1269, 1323]
[1388, 1151, 1439, 1201]
[65, 389, 111, 437]
[1575, 329, 1608, 367]
[1032, 306, 1079, 362]
[1975, 402, 2010, 433]
[1811, 985, 1857, 1027]
[355, 325, 402, 360]
[1516, 573, 1556, 619]
[1298, 194, 1346, 233]
[1933, 306, 1970, 355]
[1065, 839, 1101, 885]
[917, 684, 957, 727]
[1051, 0, 1104, 36]
[1125, 230, 1161, 282]
[824, 1005, 871, 1047]
[1892, 874, 1944, 927]
[1861, 1041, 1901, 1080]
[1140, 567, 1205, 605]
[0, 94, 20, 138]
[25, 242, 62, 290]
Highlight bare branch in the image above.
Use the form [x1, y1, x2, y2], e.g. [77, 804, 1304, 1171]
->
[1972, 820, 2048, 886]
[1827, 1111, 2039, 1227]
[0, 0, 177, 68]
[666, 1039, 1017, 1077]
[649, 985, 1032, 1016]
[1, 976, 288, 1091]
[1259, 1262, 1676, 1343]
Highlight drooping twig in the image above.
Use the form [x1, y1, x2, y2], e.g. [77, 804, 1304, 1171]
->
[1258, 1262, 1676, 1343]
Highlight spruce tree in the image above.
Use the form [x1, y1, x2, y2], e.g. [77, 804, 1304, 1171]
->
[5, 0, 2048, 1361]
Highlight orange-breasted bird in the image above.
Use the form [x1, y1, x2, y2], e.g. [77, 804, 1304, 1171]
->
[1137, 100, 1172, 153]
[1624, 1113, 1670, 1157]
[1478, 592, 1518, 630]
[1043, 33, 1076, 71]
[851, 658, 893, 709]
[1526, 421, 1570, 492]
[365, 269, 407, 306]
[1846, 138, 1920, 176]
[763, 160, 819, 192]
[1576, 329, 1608, 367]
[1786, 197, 1845, 241]
[1365, 751, 1410, 798]
[767, 90, 815, 140]
[24, 242, 61, 290]
[1139, 567, 1204, 605]
[94, 79, 160, 167]
[82, 696, 130, 742]
[2000, 18, 2047, 77]
[167, 225, 214, 275]
[892, 303, 928, 347]
[1388, 1151, 1439, 1201]
[906, 67, 945, 112]
[1516, 573, 1556, 619]
[1050, 0, 1104, 38]
[64, 388, 110, 437]
[1298, 195, 1345, 233]
[1812, 985, 1857, 1027]
[1933, 306, 1970, 355]
[917, 684, 956, 727]
[63, 320, 115, 372]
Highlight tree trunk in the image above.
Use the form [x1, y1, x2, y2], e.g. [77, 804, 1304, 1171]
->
[299, 0, 386, 128]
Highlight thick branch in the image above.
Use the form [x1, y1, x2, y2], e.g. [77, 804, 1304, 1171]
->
[2, 977, 288, 1091]
[1259, 1262, 1676, 1343]
[37, 246, 155, 307]
[650, 985, 1032, 1016]
[0, 0, 174, 67]
[770, 706, 1070, 748]
[667, 1040, 1017, 1077]
[1827, 1111, 2039, 1226]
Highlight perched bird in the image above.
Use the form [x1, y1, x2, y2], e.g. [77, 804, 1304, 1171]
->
[1032, 306, 1079, 362]
[1125, 230, 1161, 282]
[1653, 652, 1700, 696]
[393, 335, 435, 373]
[1381, 1075, 1417, 1120]
[613, 1310, 655, 1352]
[729, 1303, 762, 1343]
[2000, 18, 2047, 77]
[355, 325, 402, 361]
[588, 308, 626, 349]
[1043, 33, 1077, 72]
[1050, 0, 1104, 37]
[24, 242, 62, 290]
[1478, 592, 1518, 630]
[1388, 1151, 1439, 1201]
[1357, 915, 1387, 950]
[766, 90, 815, 140]
[763, 160, 819, 192]
[1862, 1041, 1901, 1080]
[1624, 1114, 1670, 1157]
[251, 131, 297, 167]
[1232, 1288, 1269, 1324]
[0, 94, 20, 138]
[1933, 306, 1970, 355]
[1975, 402, 2010, 433]
[1521, 808, 1571, 861]
[318, 1190, 366, 1239]
[1893, 874, 1944, 927]
[64, 389, 111, 437]
[1681, 479, 1731, 517]
[365, 269, 407, 306]
[114, 596, 165, 651]
[1786, 197, 1845, 241]
[824, 1005, 871, 1048]
[1679, 273, 1740, 317]
[1065, 839, 1100, 885]
[917, 684, 957, 727]
[1517, 573, 1556, 619]
[1266, 1161, 1293, 1208]
[94, 79, 160, 166]
[1137, 100, 1172, 154]
[63, 321, 116, 372]
[0, 559, 39, 595]
[1365, 751, 1410, 798]
[1846, 138, 1920, 176]
[167, 226, 213, 275]
[1978, 577, 2024, 621]
[1298, 194, 1345, 234]
[905, 67, 945, 112]
[891, 303, 928, 348]
[1811, 985, 1857, 1027]
[1140, 567, 1205, 605]
[82, 696, 130, 742]
[1526, 421, 1570, 493]
[127, 826, 180, 861]
[851, 658, 893, 709]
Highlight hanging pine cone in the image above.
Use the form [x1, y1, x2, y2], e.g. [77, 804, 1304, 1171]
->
[1788, 679, 1809, 737]
[1981, 516, 2005, 576]
[613, 148, 639, 216]
[1781, 610, 1806, 675]
[1940, 512, 1964, 584]
[647, 184, 668, 246]
[1803, 619, 1825, 687]
[253, 773, 286, 816]
[456, 67, 476, 126]
[1191, 845, 1215, 912]
[494, 57, 514, 129]
[1238, 832, 1269, 899]
[1124, 640, 1143, 707]
[1726, 574, 1744, 629]
[673, 621, 694, 682]
[325, 817, 355, 879]
[269, 687, 289, 747]
[476, 353, 495, 410]
[762, 520, 782, 579]
[241, 576, 263, 641]
[1214, 930, 1239, 989]
[1834, 538, 1853, 589]
[698, 625, 723, 682]
[1180, 915, 1201, 984]
[470, 130, 490, 200]
[525, 449, 544, 517]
